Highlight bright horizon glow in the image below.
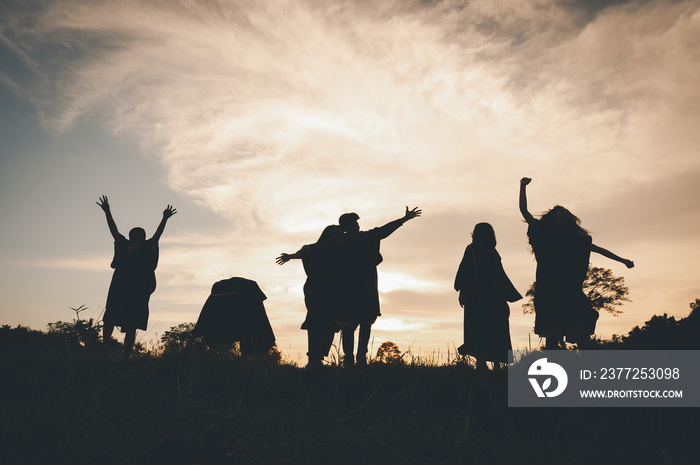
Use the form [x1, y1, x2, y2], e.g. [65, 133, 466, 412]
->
[1, 0, 699, 362]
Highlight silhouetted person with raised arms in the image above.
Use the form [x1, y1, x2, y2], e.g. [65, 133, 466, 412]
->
[97, 196, 176, 359]
[277, 225, 347, 368]
[519, 177, 634, 349]
[455, 223, 522, 369]
[339, 206, 421, 366]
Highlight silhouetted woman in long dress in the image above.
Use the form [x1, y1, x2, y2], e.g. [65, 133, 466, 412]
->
[97, 196, 176, 358]
[455, 223, 522, 368]
[277, 225, 347, 368]
[519, 178, 634, 349]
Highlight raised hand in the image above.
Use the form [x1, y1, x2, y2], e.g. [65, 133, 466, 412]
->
[624, 259, 635, 269]
[404, 206, 422, 221]
[97, 195, 110, 212]
[276, 254, 291, 265]
[163, 204, 177, 218]
[97, 195, 120, 238]
[520, 177, 532, 186]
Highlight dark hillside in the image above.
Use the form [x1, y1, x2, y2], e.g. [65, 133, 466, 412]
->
[1, 349, 698, 465]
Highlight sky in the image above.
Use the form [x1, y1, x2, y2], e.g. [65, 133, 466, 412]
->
[1, 0, 699, 363]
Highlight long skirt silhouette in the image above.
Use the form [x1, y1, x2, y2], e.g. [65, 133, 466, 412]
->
[193, 277, 276, 354]
[454, 243, 521, 363]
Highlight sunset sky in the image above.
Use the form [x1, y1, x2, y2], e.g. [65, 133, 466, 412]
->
[1, 0, 699, 363]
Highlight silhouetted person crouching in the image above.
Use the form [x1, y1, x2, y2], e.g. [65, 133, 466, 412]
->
[339, 207, 421, 366]
[454, 223, 521, 369]
[193, 277, 276, 355]
[519, 177, 634, 349]
[97, 196, 176, 359]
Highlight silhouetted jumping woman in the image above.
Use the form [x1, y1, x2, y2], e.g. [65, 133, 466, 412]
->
[339, 207, 421, 366]
[277, 225, 347, 368]
[519, 178, 634, 349]
[454, 223, 522, 368]
[97, 196, 176, 359]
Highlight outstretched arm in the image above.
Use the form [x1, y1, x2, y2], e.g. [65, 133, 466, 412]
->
[519, 177, 535, 224]
[152, 205, 177, 242]
[96, 195, 120, 240]
[591, 244, 634, 269]
[276, 250, 303, 265]
[375, 206, 422, 240]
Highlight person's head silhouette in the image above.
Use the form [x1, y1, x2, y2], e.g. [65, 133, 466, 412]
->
[540, 205, 588, 236]
[317, 225, 344, 247]
[472, 222, 496, 248]
[128, 227, 147, 244]
[339, 212, 360, 235]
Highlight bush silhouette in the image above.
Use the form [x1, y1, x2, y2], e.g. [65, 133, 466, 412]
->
[0, 324, 51, 351]
[46, 305, 101, 351]
[159, 322, 206, 355]
[376, 341, 404, 364]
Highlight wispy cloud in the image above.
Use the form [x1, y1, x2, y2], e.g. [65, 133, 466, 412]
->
[3, 0, 693, 232]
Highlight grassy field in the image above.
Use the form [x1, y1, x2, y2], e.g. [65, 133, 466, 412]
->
[1, 346, 698, 465]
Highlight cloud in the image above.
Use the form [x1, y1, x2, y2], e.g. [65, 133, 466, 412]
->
[16, 255, 106, 272]
[8, 0, 697, 232]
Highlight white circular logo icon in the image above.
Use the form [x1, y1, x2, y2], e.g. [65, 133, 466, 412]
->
[528, 358, 568, 398]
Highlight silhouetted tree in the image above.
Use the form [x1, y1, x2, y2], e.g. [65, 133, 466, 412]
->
[522, 266, 630, 316]
[679, 298, 700, 349]
[596, 298, 700, 350]
[620, 313, 679, 349]
[376, 341, 404, 364]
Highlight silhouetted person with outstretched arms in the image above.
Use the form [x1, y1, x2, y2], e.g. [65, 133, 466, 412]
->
[455, 223, 522, 369]
[519, 178, 634, 349]
[276, 225, 347, 368]
[97, 196, 176, 359]
[339, 206, 421, 366]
